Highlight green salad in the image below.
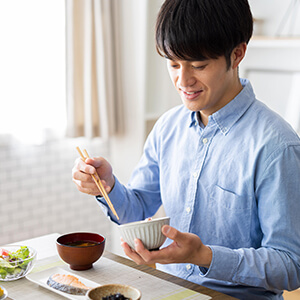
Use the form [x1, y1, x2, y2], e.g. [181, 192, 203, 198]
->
[0, 246, 34, 280]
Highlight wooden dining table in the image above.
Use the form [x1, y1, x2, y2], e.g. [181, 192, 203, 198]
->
[1, 233, 236, 300]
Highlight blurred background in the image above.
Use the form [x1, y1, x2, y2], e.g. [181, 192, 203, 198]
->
[0, 0, 299, 258]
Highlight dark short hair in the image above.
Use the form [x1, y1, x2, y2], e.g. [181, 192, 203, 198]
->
[155, 0, 253, 68]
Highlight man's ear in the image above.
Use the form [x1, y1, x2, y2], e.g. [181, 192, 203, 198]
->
[231, 42, 247, 69]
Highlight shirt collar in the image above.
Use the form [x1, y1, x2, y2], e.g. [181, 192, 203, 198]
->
[189, 78, 256, 134]
[189, 111, 198, 127]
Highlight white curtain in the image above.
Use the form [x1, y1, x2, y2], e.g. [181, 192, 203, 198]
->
[65, 0, 123, 139]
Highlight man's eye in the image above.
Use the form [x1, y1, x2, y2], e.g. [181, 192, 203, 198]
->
[193, 64, 207, 70]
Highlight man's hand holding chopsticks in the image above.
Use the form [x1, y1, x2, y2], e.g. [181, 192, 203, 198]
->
[72, 156, 115, 197]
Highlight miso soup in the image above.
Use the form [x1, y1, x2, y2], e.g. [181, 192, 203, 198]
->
[67, 240, 98, 247]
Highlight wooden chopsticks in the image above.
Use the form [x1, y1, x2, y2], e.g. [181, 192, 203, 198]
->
[76, 146, 119, 220]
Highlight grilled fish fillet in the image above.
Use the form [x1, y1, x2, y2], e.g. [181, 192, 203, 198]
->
[47, 273, 91, 295]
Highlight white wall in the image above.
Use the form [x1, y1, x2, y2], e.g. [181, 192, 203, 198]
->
[249, 0, 300, 36]
[241, 2, 300, 134]
[240, 38, 300, 134]
[109, 0, 177, 184]
[0, 137, 113, 249]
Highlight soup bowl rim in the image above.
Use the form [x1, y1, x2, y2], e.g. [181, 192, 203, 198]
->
[56, 232, 106, 248]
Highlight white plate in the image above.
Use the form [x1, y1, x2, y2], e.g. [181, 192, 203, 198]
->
[26, 267, 100, 299]
[0, 286, 8, 300]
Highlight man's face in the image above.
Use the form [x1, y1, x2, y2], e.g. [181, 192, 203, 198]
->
[167, 54, 241, 124]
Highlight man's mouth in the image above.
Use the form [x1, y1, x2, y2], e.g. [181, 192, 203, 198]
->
[180, 89, 203, 99]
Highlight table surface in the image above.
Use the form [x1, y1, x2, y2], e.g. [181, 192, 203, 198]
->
[1, 233, 236, 300]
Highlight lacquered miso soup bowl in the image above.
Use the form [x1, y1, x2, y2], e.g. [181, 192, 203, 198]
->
[118, 216, 170, 251]
[56, 232, 105, 270]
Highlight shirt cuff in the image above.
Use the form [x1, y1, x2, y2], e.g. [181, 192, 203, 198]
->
[198, 245, 239, 282]
[95, 176, 123, 223]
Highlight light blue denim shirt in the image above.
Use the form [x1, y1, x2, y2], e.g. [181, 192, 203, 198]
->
[97, 79, 300, 299]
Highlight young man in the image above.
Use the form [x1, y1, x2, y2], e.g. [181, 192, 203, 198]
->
[72, 0, 300, 298]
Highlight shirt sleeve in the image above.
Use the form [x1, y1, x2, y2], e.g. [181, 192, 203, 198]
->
[200, 143, 300, 292]
[95, 126, 163, 225]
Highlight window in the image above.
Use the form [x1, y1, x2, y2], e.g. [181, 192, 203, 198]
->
[0, 0, 66, 144]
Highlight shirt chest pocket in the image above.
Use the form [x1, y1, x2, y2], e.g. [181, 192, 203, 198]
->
[212, 184, 251, 210]
[208, 184, 253, 247]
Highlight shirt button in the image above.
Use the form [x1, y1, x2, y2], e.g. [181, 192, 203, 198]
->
[186, 264, 192, 270]
[193, 172, 198, 178]
[194, 121, 198, 126]
[186, 207, 191, 213]
[203, 138, 208, 144]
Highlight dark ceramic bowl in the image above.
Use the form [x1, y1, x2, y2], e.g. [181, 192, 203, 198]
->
[56, 232, 105, 270]
[86, 284, 141, 300]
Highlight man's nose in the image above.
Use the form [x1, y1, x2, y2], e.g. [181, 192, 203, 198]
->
[178, 68, 196, 88]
